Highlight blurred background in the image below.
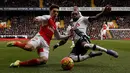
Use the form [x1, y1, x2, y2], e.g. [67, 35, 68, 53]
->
[0, 0, 130, 40]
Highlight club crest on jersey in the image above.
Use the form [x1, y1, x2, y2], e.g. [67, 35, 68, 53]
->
[76, 23, 80, 27]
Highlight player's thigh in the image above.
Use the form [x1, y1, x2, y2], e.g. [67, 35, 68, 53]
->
[69, 40, 81, 55]
[28, 36, 41, 49]
[37, 36, 49, 59]
[71, 40, 88, 55]
[37, 47, 49, 61]
[70, 47, 77, 55]
[70, 46, 88, 56]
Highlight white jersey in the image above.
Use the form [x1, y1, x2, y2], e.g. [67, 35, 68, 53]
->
[65, 25, 72, 35]
[72, 16, 90, 41]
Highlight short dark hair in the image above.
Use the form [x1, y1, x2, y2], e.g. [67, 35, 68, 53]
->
[49, 4, 59, 11]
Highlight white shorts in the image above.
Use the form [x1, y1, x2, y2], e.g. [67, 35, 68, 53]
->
[103, 30, 106, 35]
[28, 33, 49, 59]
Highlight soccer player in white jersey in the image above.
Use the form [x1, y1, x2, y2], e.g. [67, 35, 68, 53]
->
[7, 4, 69, 67]
[53, 6, 118, 62]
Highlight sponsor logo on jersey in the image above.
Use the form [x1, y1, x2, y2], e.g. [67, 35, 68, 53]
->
[47, 26, 55, 33]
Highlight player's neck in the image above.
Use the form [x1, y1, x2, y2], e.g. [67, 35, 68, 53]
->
[51, 16, 57, 22]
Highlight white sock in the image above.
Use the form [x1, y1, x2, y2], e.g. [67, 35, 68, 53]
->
[96, 45, 107, 52]
[69, 54, 90, 62]
[84, 43, 107, 52]
[79, 54, 90, 61]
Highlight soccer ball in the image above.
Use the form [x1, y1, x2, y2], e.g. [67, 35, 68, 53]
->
[60, 57, 74, 70]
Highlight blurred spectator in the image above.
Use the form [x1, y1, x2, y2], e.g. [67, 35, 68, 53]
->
[0, 12, 130, 39]
[1, 0, 130, 7]
[5, 0, 39, 7]
[0, 15, 39, 38]
[95, 0, 130, 7]
[110, 30, 130, 39]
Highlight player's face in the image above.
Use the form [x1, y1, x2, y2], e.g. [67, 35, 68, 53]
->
[71, 11, 80, 19]
[50, 8, 59, 18]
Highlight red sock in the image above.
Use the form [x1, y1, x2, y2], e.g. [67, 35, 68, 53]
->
[103, 35, 106, 39]
[19, 59, 41, 66]
[14, 41, 26, 48]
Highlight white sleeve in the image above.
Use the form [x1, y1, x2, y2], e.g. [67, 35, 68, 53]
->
[79, 12, 82, 16]
[66, 25, 71, 35]
[35, 15, 50, 21]
[84, 16, 89, 20]
[83, 16, 90, 24]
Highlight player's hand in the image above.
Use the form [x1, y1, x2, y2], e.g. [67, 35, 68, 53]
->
[53, 44, 59, 51]
[33, 18, 41, 24]
[70, 44, 75, 49]
[103, 5, 111, 13]
[71, 26, 78, 31]
[33, 17, 39, 22]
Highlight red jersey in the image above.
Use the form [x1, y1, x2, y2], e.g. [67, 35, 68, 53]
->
[103, 24, 107, 30]
[37, 15, 56, 45]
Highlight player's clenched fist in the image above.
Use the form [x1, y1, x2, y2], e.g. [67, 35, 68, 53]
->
[53, 44, 59, 51]
[104, 5, 111, 13]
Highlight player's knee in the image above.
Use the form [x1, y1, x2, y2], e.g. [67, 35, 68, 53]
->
[39, 56, 48, 64]
[24, 44, 34, 51]
[81, 42, 89, 48]
[84, 43, 96, 50]
[88, 44, 96, 50]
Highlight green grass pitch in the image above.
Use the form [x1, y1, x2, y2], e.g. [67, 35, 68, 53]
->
[0, 40, 130, 73]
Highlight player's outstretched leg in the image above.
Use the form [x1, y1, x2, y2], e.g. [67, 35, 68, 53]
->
[95, 45, 118, 58]
[89, 51, 103, 57]
[7, 41, 26, 48]
[106, 50, 118, 58]
[10, 57, 47, 67]
[7, 41, 35, 51]
[10, 60, 21, 67]
[83, 43, 118, 58]
[7, 41, 21, 47]
[69, 52, 102, 62]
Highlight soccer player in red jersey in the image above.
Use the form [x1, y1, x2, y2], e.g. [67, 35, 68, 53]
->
[101, 22, 108, 40]
[7, 4, 69, 67]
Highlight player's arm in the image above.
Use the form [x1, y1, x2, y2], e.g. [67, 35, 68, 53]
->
[53, 37, 69, 51]
[54, 28, 70, 40]
[88, 5, 111, 22]
[34, 15, 49, 21]
[53, 25, 72, 50]
[34, 15, 49, 26]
